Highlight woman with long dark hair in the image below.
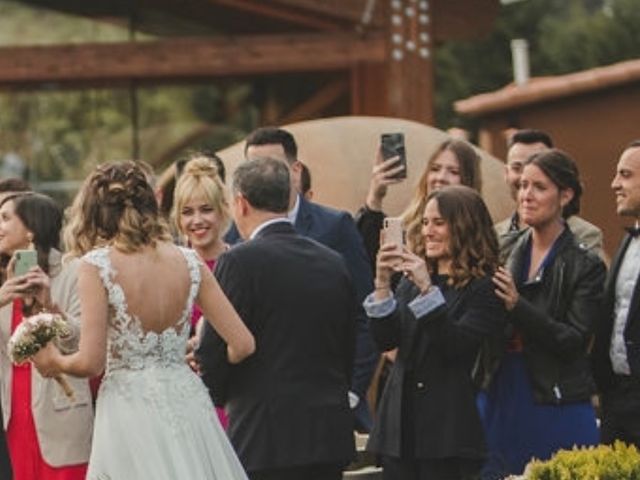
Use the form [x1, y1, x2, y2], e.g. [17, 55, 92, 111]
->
[484, 149, 606, 478]
[0, 193, 93, 480]
[364, 186, 504, 480]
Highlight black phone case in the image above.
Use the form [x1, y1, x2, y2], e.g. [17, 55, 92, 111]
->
[381, 133, 407, 179]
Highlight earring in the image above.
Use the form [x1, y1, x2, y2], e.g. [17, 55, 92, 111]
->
[27, 233, 35, 250]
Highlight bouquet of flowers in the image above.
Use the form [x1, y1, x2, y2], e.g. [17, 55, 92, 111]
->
[8, 312, 75, 400]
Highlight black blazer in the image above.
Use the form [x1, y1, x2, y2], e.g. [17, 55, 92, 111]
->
[198, 221, 356, 472]
[227, 197, 377, 413]
[367, 275, 506, 460]
[593, 234, 640, 391]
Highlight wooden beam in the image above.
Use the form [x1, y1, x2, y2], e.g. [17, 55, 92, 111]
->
[278, 78, 349, 125]
[0, 33, 385, 87]
[267, 0, 377, 25]
[350, 63, 389, 117]
[351, 0, 435, 124]
[206, 0, 348, 30]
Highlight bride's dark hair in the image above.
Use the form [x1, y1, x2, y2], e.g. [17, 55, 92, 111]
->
[65, 161, 170, 256]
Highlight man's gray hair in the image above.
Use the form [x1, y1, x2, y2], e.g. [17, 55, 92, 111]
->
[232, 157, 290, 213]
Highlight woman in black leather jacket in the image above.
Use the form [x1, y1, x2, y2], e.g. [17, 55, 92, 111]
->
[364, 186, 505, 480]
[483, 149, 606, 479]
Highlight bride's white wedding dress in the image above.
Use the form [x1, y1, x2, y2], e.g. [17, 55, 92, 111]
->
[83, 247, 248, 480]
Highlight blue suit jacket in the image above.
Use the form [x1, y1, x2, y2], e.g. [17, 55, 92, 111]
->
[225, 196, 378, 430]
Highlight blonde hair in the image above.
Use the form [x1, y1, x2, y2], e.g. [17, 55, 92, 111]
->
[64, 161, 170, 257]
[401, 139, 481, 258]
[172, 156, 230, 241]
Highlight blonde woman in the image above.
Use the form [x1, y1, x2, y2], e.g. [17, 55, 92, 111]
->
[173, 154, 232, 428]
[173, 155, 231, 333]
[33, 161, 254, 480]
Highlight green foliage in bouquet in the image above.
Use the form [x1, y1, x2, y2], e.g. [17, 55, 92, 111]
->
[9, 313, 70, 364]
[525, 441, 640, 480]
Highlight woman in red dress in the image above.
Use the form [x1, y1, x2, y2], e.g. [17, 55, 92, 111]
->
[0, 193, 93, 480]
[173, 154, 231, 428]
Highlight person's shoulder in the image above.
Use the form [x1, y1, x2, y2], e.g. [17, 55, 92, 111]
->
[567, 215, 601, 234]
[494, 216, 513, 236]
[463, 274, 496, 295]
[562, 232, 606, 270]
[567, 215, 602, 240]
[566, 215, 605, 258]
[302, 198, 352, 222]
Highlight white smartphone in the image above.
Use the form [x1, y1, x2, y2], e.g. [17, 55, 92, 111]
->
[383, 217, 404, 247]
[13, 249, 38, 276]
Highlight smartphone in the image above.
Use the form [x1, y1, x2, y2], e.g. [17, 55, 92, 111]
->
[13, 249, 38, 277]
[383, 217, 404, 248]
[381, 132, 407, 180]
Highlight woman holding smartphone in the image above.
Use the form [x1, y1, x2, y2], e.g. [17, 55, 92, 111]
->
[363, 185, 505, 480]
[356, 138, 481, 270]
[0, 193, 93, 480]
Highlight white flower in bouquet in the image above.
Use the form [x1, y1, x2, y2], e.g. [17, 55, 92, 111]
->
[8, 312, 75, 399]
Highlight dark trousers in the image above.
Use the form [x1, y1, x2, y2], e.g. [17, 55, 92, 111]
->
[0, 401, 12, 480]
[600, 375, 640, 448]
[382, 455, 482, 480]
[249, 464, 343, 480]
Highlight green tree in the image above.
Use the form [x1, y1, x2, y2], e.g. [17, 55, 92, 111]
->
[435, 0, 640, 131]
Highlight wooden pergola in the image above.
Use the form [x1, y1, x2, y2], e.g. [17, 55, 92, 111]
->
[5, 0, 499, 125]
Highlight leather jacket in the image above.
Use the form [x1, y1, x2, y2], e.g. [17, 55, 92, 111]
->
[502, 228, 606, 404]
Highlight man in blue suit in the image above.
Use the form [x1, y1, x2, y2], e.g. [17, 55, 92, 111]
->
[226, 127, 378, 432]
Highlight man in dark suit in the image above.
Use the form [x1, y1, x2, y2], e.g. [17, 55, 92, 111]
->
[592, 140, 640, 448]
[198, 157, 356, 480]
[226, 127, 378, 432]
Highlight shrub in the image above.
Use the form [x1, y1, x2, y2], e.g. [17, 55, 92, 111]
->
[523, 441, 640, 480]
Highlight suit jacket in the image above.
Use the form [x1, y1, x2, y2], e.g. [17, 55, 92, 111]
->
[199, 221, 356, 471]
[495, 213, 604, 263]
[0, 250, 93, 467]
[226, 196, 377, 409]
[0, 400, 10, 479]
[367, 275, 506, 460]
[593, 234, 640, 392]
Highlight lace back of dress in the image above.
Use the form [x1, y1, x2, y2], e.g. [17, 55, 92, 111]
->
[83, 247, 201, 373]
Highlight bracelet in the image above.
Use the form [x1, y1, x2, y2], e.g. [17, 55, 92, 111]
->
[374, 282, 391, 291]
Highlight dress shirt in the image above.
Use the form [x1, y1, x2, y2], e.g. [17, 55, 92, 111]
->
[611, 236, 640, 375]
[287, 194, 301, 224]
[363, 286, 445, 320]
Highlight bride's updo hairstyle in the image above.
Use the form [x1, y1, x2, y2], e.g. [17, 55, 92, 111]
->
[65, 161, 170, 256]
[172, 155, 230, 238]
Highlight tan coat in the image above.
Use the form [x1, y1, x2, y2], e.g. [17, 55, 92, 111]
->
[0, 250, 93, 467]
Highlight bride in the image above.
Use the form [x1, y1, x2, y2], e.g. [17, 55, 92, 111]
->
[33, 161, 255, 480]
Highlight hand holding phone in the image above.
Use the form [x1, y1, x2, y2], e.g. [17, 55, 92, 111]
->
[380, 133, 407, 180]
[382, 217, 404, 248]
[13, 249, 38, 277]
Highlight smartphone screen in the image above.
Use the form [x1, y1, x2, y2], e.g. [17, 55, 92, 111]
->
[381, 132, 407, 180]
[14, 249, 38, 276]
